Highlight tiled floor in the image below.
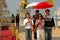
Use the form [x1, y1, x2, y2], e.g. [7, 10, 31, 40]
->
[19, 28, 60, 40]
[19, 32, 34, 40]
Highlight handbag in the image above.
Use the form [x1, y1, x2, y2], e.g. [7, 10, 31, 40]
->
[31, 25, 36, 32]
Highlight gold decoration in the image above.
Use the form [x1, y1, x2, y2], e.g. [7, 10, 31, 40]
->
[45, 0, 54, 5]
[19, 0, 29, 9]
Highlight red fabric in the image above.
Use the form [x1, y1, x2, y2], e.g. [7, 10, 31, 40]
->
[1, 30, 16, 40]
[2, 30, 12, 36]
[1, 36, 12, 40]
[12, 36, 16, 40]
[34, 2, 53, 9]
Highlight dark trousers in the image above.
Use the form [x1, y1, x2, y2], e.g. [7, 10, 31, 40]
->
[34, 26, 37, 40]
[11, 20, 14, 23]
[34, 31, 37, 39]
[44, 28, 52, 40]
[16, 22, 19, 30]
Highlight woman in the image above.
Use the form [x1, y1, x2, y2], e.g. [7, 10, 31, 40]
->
[35, 14, 45, 40]
[23, 12, 33, 40]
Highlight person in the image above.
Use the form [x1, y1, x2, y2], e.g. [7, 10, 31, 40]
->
[11, 14, 15, 23]
[32, 15, 35, 31]
[35, 14, 45, 40]
[32, 10, 41, 40]
[23, 12, 33, 40]
[16, 14, 19, 30]
[44, 9, 55, 40]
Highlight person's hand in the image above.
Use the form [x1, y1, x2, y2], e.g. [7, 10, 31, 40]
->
[26, 19, 30, 23]
[38, 21, 41, 25]
[28, 19, 32, 23]
[38, 22, 41, 24]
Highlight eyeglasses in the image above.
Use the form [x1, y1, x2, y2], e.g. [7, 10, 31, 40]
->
[39, 15, 41, 17]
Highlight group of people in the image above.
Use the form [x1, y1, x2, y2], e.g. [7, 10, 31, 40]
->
[23, 9, 55, 40]
[11, 14, 19, 30]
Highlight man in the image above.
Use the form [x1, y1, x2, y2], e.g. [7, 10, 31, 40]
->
[33, 10, 41, 40]
[44, 9, 55, 40]
[16, 14, 19, 30]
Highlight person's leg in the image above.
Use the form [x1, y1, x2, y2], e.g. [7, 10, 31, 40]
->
[25, 29, 29, 40]
[16, 22, 18, 26]
[44, 28, 46, 40]
[18, 22, 19, 27]
[50, 29, 52, 40]
[28, 29, 32, 40]
[17, 22, 19, 30]
[48, 29, 52, 40]
[34, 31, 37, 40]
[16, 22, 19, 30]
[34, 26, 37, 40]
[37, 29, 40, 40]
[46, 29, 51, 40]
[41, 29, 45, 40]
[44, 28, 47, 40]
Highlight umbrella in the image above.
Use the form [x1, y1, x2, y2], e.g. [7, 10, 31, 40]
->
[25, 2, 39, 9]
[26, 1, 53, 9]
[34, 2, 53, 9]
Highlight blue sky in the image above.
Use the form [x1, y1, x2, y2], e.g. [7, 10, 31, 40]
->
[6, 0, 60, 16]
[6, 0, 20, 16]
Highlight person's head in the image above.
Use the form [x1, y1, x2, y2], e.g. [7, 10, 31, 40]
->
[32, 15, 35, 18]
[35, 10, 39, 15]
[12, 14, 14, 17]
[45, 9, 50, 15]
[38, 14, 43, 19]
[26, 12, 30, 18]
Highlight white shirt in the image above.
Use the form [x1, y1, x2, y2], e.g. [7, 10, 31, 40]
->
[23, 18, 33, 29]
